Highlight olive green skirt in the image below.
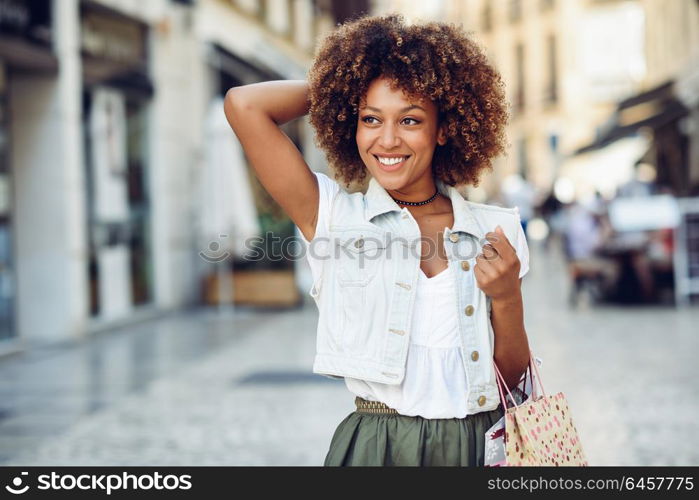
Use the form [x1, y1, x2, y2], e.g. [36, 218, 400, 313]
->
[324, 398, 505, 466]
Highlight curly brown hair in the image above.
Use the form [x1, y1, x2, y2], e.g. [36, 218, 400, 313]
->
[307, 13, 509, 189]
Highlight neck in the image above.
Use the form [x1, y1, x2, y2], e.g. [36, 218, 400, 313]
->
[387, 178, 440, 204]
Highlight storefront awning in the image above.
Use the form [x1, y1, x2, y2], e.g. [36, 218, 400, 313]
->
[207, 43, 281, 84]
[0, 36, 57, 73]
[575, 81, 689, 155]
[0, 0, 56, 73]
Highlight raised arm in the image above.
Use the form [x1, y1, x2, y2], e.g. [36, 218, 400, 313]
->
[223, 80, 319, 241]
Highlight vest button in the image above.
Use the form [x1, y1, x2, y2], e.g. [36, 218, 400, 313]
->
[464, 305, 474, 316]
[354, 238, 364, 248]
[471, 350, 479, 361]
[460, 260, 470, 271]
[449, 233, 459, 243]
[478, 395, 487, 406]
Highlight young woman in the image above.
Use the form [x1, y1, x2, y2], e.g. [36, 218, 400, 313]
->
[224, 14, 531, 466]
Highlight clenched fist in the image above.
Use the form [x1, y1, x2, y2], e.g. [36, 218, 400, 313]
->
[474, 225, 521, 302]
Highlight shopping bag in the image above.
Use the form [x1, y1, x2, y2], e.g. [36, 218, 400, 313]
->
[484, 356, 539, 467]
[491, 351, 588, 466]
[484, 414, 507, 466]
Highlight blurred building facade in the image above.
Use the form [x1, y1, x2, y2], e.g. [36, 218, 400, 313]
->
[634, 0, 698, 195]
[641, 0, 699, 90]
[572, 0, 699, 197]
[0, 0, 350, 351]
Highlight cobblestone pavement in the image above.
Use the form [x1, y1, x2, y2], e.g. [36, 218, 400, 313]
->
[1, 237, 697, 466]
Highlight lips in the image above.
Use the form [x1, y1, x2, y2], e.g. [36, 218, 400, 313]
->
[373, 155, 410, 172]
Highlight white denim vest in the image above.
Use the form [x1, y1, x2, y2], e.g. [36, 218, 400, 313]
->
[307, 176, 523, 414]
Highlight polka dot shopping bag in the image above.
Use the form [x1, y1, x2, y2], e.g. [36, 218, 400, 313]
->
[491, 351, 588, 466]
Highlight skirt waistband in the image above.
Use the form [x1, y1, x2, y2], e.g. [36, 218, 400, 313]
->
[354, 396, 399, 415]
[354, 396, 505, 417]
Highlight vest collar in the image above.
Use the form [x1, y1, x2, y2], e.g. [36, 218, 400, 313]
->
[364, 176, 485, 240]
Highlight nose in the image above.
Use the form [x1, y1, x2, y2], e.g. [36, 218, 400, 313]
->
[377, 122, 401, 149]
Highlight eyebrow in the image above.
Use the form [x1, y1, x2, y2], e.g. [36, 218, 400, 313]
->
[362, 105, 426, 113]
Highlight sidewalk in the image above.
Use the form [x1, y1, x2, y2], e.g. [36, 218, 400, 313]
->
[0, 306, 349, 466]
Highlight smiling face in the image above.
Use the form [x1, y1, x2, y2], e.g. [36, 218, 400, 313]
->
[356, 76, 447, 193]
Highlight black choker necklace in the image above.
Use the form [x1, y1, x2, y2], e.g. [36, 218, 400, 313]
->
[390, 188, 439, 206]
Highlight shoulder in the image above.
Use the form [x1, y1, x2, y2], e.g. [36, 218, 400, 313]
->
[465, 200, 521, 227]
[467, 200, 530, 276]
[464, 200, 524, 244]
[313, 171, 348, 211]
[314, 171, 342, 196]
[313, 171, 366, 223]
[465, 199, 519, 215]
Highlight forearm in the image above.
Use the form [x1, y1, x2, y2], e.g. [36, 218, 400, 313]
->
[225, 80, 310, 125]
[490, 290, 530, 391]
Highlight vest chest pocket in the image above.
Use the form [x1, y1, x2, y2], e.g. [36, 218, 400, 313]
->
[329, 229, 387, 287]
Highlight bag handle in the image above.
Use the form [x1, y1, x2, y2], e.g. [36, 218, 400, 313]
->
[520, 357, 537, 401]
[528, 352, 546, 397]
[494, 360, 517, 410]
[493, 350, 546, 410]
[494, 358, 533, 410]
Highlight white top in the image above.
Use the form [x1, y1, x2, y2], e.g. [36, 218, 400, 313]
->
[299, 172, 530, 418]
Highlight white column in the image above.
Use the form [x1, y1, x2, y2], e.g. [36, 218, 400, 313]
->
[13, 0, 88, 345]
[149, 4, 206, 307]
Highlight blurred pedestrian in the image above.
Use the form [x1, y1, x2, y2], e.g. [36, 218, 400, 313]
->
[539, 189, 564, 252]
[561, 200, 616, 307]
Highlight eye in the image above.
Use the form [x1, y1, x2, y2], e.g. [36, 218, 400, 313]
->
[361, 116, 379, 124]
[402, 117, 420, 125]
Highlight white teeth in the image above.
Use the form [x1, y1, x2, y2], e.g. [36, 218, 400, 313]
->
[377, 156, 407, 166]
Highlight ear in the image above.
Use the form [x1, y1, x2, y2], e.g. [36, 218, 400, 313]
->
[437, 124, 447, 146]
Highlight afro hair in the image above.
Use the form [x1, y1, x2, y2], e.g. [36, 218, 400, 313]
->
[307, 13, 510, 189]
